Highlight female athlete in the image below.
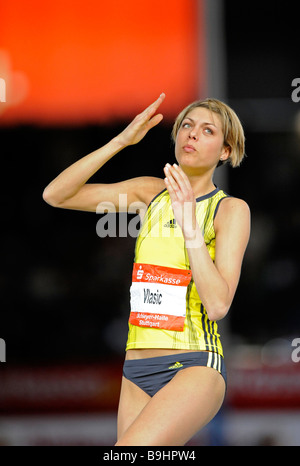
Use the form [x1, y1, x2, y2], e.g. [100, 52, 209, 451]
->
[43, 93, 250, 446]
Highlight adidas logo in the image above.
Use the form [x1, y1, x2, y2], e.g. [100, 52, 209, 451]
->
[164, 219, 177, 228]
[168, 361, 183, 370]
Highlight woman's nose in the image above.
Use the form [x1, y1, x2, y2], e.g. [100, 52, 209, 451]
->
[189, 130, 198, 140]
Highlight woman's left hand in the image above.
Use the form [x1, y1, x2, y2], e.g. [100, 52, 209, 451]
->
[163, 163, 197, 241]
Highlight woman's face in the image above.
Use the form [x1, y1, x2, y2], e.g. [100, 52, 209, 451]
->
[175, 107, 229, 174]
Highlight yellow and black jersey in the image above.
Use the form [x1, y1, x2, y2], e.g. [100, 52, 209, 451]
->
[126, 186, 229, 357]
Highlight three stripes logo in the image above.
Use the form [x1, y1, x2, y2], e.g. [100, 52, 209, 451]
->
[168, 361, 183, 370]
[164, 218, 177, 228]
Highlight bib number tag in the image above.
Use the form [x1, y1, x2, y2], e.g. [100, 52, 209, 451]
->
[129, 263, 192, 331]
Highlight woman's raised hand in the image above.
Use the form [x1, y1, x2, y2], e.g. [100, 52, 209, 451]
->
[116, 93, 166, 147]
[164, 163, 198, 242]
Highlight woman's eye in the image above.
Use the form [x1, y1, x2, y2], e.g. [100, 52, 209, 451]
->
[182, 122, 191, 128]
[204, 128, 213, 134]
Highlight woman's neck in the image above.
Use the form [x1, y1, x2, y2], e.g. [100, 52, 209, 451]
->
[187, 172, 216, 199]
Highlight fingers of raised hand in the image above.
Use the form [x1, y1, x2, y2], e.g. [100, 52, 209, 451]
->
[164, 163, 193, 201]
[132, 93, 165, 132]
[148, 93, 166, 112]
[164, 164, 180, 199]
[141, 93, 166, 119]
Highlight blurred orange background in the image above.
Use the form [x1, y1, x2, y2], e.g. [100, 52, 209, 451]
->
[0, 0, 205, 125]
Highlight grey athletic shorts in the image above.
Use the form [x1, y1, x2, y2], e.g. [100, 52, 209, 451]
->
[123, 351, 227, 397]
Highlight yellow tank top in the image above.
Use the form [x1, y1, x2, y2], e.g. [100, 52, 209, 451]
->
[126, 186, 229, 357]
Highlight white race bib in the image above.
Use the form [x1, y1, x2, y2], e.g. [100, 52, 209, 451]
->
[129, 263, 192, 331]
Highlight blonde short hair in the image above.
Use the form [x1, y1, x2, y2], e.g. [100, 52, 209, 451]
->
[171, 98, 245, 168]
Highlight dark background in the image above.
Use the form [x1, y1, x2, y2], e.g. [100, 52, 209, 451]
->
[1, 0, 300, 365]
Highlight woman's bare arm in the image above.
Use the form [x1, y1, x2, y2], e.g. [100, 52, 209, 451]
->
[164, 163, 250, 321]
[43, 93, 166, 212]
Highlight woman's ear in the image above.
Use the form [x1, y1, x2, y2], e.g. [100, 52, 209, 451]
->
[220, 145, 231, 163]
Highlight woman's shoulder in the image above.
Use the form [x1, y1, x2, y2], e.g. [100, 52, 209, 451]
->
[220, 195, 250, 211]
[134, 176, 166, 205]
[214, 195, 250, 230]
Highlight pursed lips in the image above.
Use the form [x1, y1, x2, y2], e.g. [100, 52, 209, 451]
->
[183, 144, 196, 153]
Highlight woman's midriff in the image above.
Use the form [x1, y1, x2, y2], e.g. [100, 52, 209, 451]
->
[125, 348, 208, 360]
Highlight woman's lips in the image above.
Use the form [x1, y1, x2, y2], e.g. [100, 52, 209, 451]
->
[183, 145, 196, 153]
